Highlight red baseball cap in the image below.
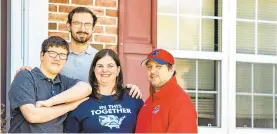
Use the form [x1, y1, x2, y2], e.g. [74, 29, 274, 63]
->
[141, 49, 175, 66]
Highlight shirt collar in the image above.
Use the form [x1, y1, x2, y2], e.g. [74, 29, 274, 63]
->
[152, 76, 179, 100]
[33, 67, 61, 84]
[69, 45, 94, 55]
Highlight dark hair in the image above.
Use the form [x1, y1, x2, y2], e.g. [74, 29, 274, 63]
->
[166, 64, 176, 76]
[67, 7, 98, 27]
[88, 49, 125, 101]
[41, 36, 69, 55]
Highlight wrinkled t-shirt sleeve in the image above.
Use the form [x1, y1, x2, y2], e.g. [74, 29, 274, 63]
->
[8, 71, 36, 111]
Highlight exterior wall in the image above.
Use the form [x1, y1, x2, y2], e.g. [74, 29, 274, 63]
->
[48, 0, 119, 52]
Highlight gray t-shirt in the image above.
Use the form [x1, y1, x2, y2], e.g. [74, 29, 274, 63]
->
[61, 45, 98, 82]
[8, 67, 80, 133]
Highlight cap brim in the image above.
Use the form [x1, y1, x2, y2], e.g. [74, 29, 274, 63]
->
[141, 58, 168, 66]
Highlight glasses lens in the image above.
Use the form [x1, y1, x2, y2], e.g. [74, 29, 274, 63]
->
[60, 54, 67, 60]
[48, 51, 57, 58]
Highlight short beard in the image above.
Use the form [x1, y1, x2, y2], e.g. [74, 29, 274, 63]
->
[152, 82, 165, 92]
[71, 32, 91, 44]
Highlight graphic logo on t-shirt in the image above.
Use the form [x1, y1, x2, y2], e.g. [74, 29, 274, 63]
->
[152, 105, 160, 114]
[91, 104, 131, 129]
[99, 115, 126, 129]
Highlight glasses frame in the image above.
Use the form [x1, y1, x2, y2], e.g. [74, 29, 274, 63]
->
[46, 50, 68, 60]
[71, 21, 93, 29]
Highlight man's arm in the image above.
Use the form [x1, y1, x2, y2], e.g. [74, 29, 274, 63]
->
[37, 81, 92, 107]
[125, 84, 142, 99]
[14, 66, 32, 78]
[167, 95, 198, 133]
[20, 98, 88, 123]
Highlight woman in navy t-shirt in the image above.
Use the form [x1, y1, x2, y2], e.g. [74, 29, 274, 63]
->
[64, 49, 143, 133]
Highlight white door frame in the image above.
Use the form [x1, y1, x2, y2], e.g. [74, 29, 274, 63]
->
[6, 0, 48, 129]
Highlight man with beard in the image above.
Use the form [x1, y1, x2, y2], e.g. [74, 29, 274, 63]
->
[61, 7, 98, 82]
[136, 49, 198, 133]
[17, 7, 142, 98]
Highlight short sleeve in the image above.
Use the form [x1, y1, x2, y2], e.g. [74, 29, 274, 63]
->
[8, 71, 36, 111]
[60, 75, 81, 91]
[63, 111, 81, 133]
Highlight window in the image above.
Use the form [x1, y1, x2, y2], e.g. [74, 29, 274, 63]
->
[158, 0, 223, 130]
[158, 0, 277, 134]
[236, 63, 276, 128]
[175, 59, 221, 127]
[235, 0, 277, 131]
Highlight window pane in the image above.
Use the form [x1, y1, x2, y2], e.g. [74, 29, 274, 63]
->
[198, 93, 219, 127]
[179, 18, 199, 50]
[236, 95, 252, 128]
[236, 62, 251, 93]
[176, 59, 220, 91]
[236, 22, 255, 54]
[202, 19, 222, 52]
[189, 93, 196, 108]
[254, 96, 273, 128]
[198, 60, 219, 91]
[179, 0, 200, 15]
[258, 0, 277, 21]
[275, 65, 277, 94]
[158, 0, 177, 13]
[158, 15, 177, 49]
[258, 23, 277, 55]
[175, 59, 196, 89]
[254, 64, 273, 94]
[179, 0, 222, 16]
[237, 0, 255, 19]
[275, 97, 277, 128]
[202, 0, 222, 17]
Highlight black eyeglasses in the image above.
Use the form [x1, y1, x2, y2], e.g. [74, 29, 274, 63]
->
[71, 21, 93, 29]
[46, 51, 68, 60]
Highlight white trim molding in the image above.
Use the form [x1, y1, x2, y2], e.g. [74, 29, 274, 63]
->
[10, 0, 48, 80]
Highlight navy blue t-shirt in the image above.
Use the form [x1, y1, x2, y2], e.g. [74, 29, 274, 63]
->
[64, 93, 144, 133]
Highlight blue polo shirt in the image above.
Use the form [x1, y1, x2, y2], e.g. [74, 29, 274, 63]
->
[8, 67, 80, 133]
[64, 93, 144, 133]
[61, 45, 98, 82]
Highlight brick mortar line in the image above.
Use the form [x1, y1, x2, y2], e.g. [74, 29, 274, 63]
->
[48, 12, 111, 18]
[47, 31, 117, 37]
[48, 3, 118, 10]
[48, 30, 69, 34]
[49, 11, 119, 19]
[48, 22, 118, 28]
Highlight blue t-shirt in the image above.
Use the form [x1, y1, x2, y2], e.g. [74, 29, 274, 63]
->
[64, 93, 144, 133]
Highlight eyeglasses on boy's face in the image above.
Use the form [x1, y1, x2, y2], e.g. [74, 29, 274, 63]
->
[46, 51, 68, 60]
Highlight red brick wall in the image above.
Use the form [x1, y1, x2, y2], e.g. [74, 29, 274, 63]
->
[48, 0, 118, 52]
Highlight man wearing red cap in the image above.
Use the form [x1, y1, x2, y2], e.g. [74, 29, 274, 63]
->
[136, 49, 198, 133]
